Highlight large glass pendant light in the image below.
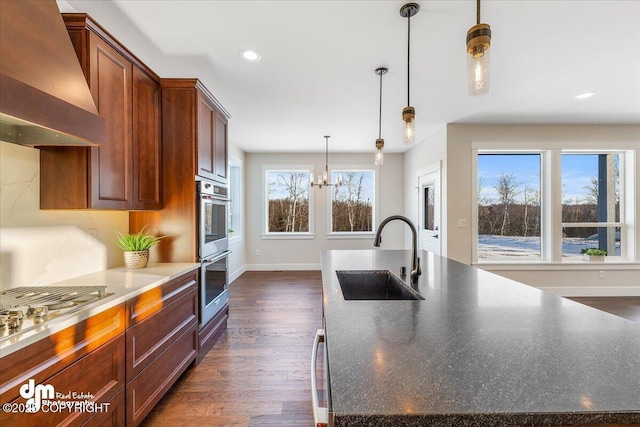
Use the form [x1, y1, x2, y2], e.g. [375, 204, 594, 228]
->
[467, 0, 491, 96]
[374, 67, 388, 166]
[400, 3, 419, 145]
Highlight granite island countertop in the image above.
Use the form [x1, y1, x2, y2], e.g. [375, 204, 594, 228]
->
[0, 263, 200, 357]
[320, 250, 640, 427]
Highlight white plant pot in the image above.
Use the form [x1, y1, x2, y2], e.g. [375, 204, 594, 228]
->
[124, 250, 149, 269]
[583, 254, 605, 262]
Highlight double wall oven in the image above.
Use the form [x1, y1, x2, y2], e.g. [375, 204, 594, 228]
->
[197, 178, 231, 327]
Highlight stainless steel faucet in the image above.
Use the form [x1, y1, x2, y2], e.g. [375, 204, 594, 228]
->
[373, 215, 422, 284]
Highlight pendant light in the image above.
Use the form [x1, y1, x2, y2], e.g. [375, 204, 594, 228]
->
[311, 136, 342, 189]
[374, 67, 388, 166]
[400, 3, 419, 145]
[467, 0, 491, 96]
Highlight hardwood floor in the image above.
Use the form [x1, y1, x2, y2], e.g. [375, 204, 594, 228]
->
[140, 271, 640, 427]
[140, 271, 323, 427]
[567, 296, 640, 323]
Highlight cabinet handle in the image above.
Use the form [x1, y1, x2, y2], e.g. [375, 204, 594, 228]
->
[311, 329, 328, 427]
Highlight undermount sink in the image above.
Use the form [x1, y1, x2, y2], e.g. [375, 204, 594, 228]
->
[336, 270, 424, 300]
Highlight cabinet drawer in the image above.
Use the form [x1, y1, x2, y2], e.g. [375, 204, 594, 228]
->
[125, 283, 198, 381]
[126, 325, 198, 426]
[0, 304, 125, 401]
[1, 334, 124, 427]
[82, 388, 125, 427]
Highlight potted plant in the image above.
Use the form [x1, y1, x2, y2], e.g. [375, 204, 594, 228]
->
[581, 247, 607, 262]
[115, 226, 166, 269]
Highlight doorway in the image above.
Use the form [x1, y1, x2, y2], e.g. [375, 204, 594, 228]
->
[418, 168, 441, 255]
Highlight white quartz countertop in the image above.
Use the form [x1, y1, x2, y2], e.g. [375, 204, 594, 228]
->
[0, 263, 200, 357]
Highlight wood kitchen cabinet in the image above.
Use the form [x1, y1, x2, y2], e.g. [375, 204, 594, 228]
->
[40, 14, 161, 210]
[0, 304, 126, 427]
[124, 270, 199, 426]
[129, 79, 230, 363]
[0, 270, 199, 427]
[198, 90, 229, 185]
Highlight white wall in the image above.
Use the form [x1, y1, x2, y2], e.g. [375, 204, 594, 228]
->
[404, 125, 448, 255]
[404, 123, 640, 296]
[228, 145, 246, 282]
[245, 153, 405, 270]
[0, 142, 128, 289]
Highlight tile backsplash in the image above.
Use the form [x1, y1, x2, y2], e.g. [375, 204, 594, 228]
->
[0, 142, 128, 289]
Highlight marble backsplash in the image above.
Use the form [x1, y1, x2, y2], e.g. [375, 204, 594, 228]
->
[0, 142, 128, 289]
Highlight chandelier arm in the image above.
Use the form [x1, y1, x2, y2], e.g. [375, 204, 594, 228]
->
[325, 136, 329, 170]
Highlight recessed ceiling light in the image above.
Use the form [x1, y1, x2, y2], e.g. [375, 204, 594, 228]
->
[240, 49, 261, 62]
[574, 92, 596, 100]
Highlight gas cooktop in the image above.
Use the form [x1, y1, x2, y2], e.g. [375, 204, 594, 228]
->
[0, 286, 111, 341]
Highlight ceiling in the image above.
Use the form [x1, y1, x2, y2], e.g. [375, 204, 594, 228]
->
[60, 1, 640, 154]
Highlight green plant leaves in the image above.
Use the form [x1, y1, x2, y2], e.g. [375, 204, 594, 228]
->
[114, 226, 166, 251]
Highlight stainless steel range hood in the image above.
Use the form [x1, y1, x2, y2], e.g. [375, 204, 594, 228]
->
[0, 0, 105, 147]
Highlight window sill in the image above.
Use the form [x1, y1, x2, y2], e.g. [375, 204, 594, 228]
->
[327, 233, 375, 240]
[261, 233, 315, 240]
[475, 261, 639, 271]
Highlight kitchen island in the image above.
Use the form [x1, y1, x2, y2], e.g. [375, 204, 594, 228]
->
[320, 250, 640, 426]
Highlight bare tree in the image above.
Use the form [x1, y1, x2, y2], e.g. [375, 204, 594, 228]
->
[332, 172, 371, 232]
[268, 172, 309, 232]
[495, 173, 520, 236]
[522, 183, 540, 237]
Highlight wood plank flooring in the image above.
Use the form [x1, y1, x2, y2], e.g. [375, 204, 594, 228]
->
[140, 271, 323, 427]
[140, 271, 640, 427]
[567, 296, 640, 323]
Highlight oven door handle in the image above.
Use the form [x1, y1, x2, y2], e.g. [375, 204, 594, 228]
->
[311, 329, 328, 427]
[201, 250, 232, 264]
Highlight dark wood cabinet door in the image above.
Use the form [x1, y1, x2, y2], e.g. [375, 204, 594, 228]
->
[132, 66, 162, 210]
[89, 34, 133, 209]
[197, 91, 215, 180]
[213, 110, 228, 185]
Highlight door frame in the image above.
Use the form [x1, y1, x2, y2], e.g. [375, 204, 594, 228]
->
[417, 162, 442, 255]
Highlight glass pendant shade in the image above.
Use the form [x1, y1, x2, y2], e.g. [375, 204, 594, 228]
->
[402, 106, 415, 145]
[403, 119, 415, 144]
[467, 22, 491, 96]
[374, 138, 384, 166]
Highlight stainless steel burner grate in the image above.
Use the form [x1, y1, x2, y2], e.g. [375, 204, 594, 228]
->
[0, 286, 107, 308]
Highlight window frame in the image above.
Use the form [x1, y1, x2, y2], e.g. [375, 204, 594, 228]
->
[228, 155, 243, 244]
[472, 142, 637, 264]
[261, 165, 315, 240]
[327, 167, 378, 238]
[560, 152, 623, 260]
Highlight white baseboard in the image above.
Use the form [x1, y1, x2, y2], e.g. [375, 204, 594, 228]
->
[540, 286, 640, 297]
[246, 263, 321, 271]
[229, 265, 247, 284]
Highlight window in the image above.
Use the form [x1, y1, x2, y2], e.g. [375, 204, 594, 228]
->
[330, 170, 375, 234]
[474, 146, 634, 263]
[228, 160, 242, 240]
[264, 169, 311, 235]
[424, 184, 435, 231]
[561, 153, 621, 259]
[477, 154, 542, 261]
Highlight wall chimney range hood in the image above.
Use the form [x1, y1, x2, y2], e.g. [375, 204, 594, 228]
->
[0, 0, 105, 147]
